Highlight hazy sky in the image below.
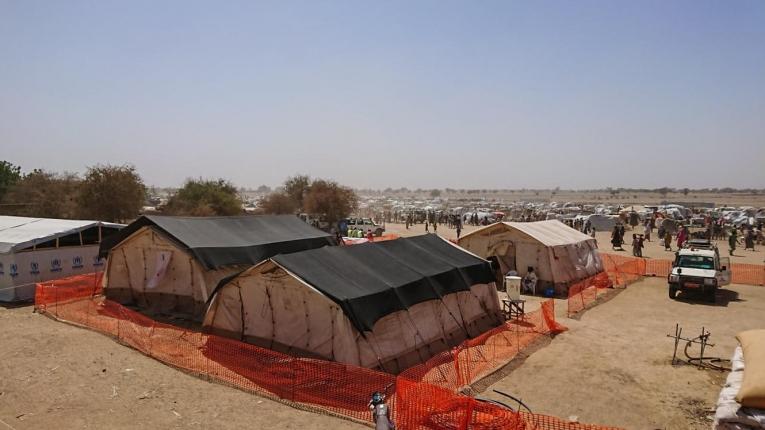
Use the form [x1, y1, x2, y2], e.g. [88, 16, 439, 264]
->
[1, 1, 764, 189]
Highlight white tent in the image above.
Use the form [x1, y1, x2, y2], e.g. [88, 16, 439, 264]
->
[0, 216, 123, 302]
[457, 220, 603, 296]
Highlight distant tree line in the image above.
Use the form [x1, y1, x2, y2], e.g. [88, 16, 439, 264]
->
[0, 161, 358, 223]
[0, 162, 145, 223]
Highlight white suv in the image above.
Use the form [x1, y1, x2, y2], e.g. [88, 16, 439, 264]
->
[668, 242, 731, 303]
[346, 218, 385, 236]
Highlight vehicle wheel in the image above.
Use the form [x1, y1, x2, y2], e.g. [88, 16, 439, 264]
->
[375, 228, 383, 237]
[669, 286, 678, 299]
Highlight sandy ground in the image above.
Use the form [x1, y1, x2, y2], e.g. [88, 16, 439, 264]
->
[384, 222, 765, 265]
[384, 222, 481, 241]
[484, 277, 765, 430]
[0, 305, 366, 430]
[593, 229, 765, 265]
[2, 225, 763, 429]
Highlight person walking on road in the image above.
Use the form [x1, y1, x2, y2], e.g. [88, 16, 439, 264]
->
[664, 229, 672, 251]
[729, 228, 740, 256]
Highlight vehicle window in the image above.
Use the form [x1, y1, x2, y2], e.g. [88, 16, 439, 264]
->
[677, 256, 715, 270]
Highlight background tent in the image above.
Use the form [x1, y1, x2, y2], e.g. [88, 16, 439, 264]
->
[457, 220, 603, 296]
[203, 234, 501, 373]
[0, 216, 123, 302]
[100, 215, 335, 318]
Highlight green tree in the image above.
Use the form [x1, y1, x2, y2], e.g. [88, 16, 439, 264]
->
[429, 189, 442, 198]
[164, 178, 242, 216]
[1, 169, 80, 218]
[78, 164, 145, 223]
[0, 161, 22, 202]
[303, 179, 358, 224]
[258, 192, 298, 214]
[283, 174, 311, 209]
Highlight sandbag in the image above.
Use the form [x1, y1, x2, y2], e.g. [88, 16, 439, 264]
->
[735, 329, 765, 408]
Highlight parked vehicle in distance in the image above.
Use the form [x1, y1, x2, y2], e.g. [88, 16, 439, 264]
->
[343, 218, 385, 236]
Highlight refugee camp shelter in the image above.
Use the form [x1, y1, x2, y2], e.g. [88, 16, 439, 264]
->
[203, 234, 502, 373]
[100, 215, 336, 318]
[0, 216, 123, 302]
[457, 220, 603, 296]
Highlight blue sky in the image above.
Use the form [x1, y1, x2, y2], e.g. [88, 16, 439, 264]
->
[1, 0, 764, 189]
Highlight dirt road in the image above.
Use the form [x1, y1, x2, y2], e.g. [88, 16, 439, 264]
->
[484, 278, 765, 429]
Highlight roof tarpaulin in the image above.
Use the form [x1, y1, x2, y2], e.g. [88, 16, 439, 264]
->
[506, 220, 594, 246]
[99, 215, 335, 270]
[0, 216, 124, 254]
[271, 234, 495, 332]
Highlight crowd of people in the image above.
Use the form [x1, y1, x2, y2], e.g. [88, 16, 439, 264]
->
[608, 214, 763, 257]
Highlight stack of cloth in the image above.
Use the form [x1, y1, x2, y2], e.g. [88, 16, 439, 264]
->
[716, 330, 765, 429]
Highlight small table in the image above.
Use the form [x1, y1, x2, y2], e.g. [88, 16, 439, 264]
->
[502, 298, 526, 321]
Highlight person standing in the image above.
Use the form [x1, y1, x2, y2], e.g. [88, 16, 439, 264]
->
[664, 229, 672, 251]
[745, 228, 756, 251]
[425, 220, 429, 233]
[729, 227, 739, 256]
[643, 220, 651, 242]
[456, 224, 462, 239]
[611, 225, 623, 251]
[433, 221, 438, 234]
[631, 234, 639, 257]
[676, 226, 688, 249]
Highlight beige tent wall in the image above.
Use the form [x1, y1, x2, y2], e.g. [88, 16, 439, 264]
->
[458, 222, 604, 296]
[547, 241, 602, 286]
[463, 227, 517, 275]
[459, 226, 553, 282]
[104, 227, 245, 318]
[203, 262, 502, 373]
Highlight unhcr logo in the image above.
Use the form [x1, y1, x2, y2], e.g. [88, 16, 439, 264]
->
[50, 258, 62, 272]
[93, 256, 104, 267]
[30, 262, 40, 275]
[72, 256, 84, 269]
[10, 264, 18, 277]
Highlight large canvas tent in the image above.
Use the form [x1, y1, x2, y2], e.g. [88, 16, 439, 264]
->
[0, 216, 123, 302]
[100, 215, 335, 318]
[203, 234, 502, 373]
[457, 220, 603, 296]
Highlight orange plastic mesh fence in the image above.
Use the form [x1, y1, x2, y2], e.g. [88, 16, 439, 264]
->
[35, 274, 620, 430]
[730, 263, 765, 286]
[568, 255, 765, 317]
[601, 254, 765, 286]
[565, 272, 613, 317]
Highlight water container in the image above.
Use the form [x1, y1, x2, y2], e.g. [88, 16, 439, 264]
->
[504, 276, 522, 300]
